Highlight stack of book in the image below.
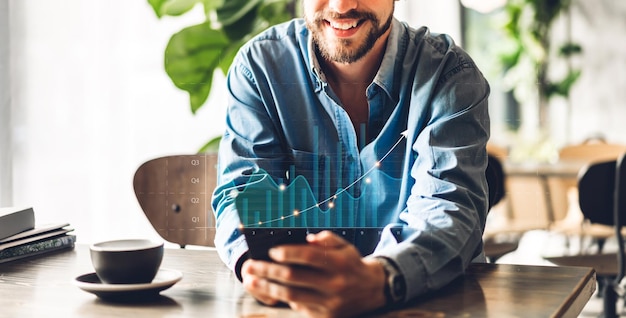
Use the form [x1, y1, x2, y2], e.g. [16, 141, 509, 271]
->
[0, 207, 76, 264]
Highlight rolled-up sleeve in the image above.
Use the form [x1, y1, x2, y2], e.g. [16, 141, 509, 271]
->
[371, 53, 490, 301]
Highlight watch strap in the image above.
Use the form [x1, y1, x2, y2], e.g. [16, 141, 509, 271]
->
[375, 256, 406, 306]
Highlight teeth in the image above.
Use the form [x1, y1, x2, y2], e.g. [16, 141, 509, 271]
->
[329, 20, 358, 30]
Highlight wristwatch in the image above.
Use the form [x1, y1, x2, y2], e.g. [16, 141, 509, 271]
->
[375, 256, 406, 306]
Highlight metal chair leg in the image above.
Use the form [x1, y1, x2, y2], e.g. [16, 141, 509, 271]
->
[602, 277, 618, 318]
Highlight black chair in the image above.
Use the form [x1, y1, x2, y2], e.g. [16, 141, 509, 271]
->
[483, 154, 519, 263]
[486, 154, 505, 209]
[545, 152, 626, 318]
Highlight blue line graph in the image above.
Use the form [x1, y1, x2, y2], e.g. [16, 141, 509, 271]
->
[233, 131, 407, 229]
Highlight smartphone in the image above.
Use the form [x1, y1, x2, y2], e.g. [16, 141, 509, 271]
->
[243, 228, 309, 261]
[243, 227, 399, 260]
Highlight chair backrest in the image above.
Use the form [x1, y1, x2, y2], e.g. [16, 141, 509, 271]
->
[486, 143, 508, 162]
[577, 160, 617, 226]
[559, 142, 626, 162]
[133, 154, 218, 247]
[486, 154, 506, 210]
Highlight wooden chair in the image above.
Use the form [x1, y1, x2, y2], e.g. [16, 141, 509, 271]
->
[486, 142, 562, 238]
[133, 154, 218, 248]
[558, 142, 626, 162]
[544, 152, 626, 317]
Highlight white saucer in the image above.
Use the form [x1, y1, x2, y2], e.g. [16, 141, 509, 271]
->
[74, 268, 182, 301]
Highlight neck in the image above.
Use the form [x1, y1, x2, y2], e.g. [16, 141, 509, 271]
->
[320, 28, 390, 87]
[317, 30, 390, 143]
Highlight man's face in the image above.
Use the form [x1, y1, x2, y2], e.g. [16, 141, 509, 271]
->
[303, 0, 394, 64]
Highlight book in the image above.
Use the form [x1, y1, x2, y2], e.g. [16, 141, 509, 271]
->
[0, 223, 71, 245]
[0, 207, 35, 241]
[0, 234, 76, 264]
[0, 226, 74, 250]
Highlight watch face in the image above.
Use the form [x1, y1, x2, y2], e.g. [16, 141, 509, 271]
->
[391, 274, 406, 301]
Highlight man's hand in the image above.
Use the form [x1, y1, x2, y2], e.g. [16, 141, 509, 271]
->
[241, 230, 387, 318]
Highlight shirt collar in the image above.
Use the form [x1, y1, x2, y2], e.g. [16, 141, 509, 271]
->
[308, 33, 326, 92]
[371, 18, 403, 105]
[307, 17, 405, 103]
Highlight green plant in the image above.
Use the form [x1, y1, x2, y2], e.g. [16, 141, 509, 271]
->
[148, 0, 297, 152]
[497, 0, 582, 128]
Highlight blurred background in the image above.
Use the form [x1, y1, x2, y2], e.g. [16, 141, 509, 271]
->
[1, 0, 625, 245]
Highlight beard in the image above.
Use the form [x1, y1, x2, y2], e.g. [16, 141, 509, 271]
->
[305, 9, 393, 64]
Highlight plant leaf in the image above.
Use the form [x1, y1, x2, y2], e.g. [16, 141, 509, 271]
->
[161, 0, 203, 17]
[218, 41, 245, 75]
[218, 5, 278, 74]
[202, 0, 224, 13]
[559, 42, 582, 57]
[147, 0, 168, 18]
[216, 1, 296, 75]
[189, 75, 213, 113]
[545, 69, 582, 98]
[222, 5, 263, 40]
[544, 71, 580, 98]
[164, 23, 230, 113]
[216, 0, 263, 26]
[198, 135, 222, 153]
[259, 0, 292, 25]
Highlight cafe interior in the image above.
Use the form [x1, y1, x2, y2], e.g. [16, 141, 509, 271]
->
[1, 0, 626, 317]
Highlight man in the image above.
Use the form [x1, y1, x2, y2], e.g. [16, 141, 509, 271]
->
[212, 0, 490, 317]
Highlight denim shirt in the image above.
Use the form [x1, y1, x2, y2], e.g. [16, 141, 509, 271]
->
[212, 18, 490, 302]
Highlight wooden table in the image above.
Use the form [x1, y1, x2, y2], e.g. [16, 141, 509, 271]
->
[0, 245, 596, 317]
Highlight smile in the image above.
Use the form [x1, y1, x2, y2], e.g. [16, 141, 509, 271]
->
[328, 19, 360, 30]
